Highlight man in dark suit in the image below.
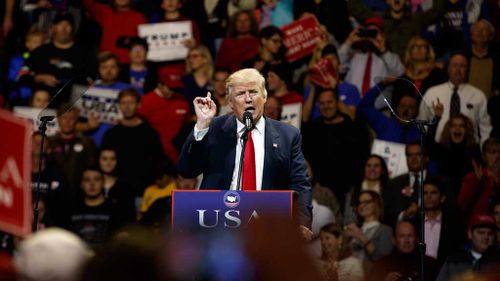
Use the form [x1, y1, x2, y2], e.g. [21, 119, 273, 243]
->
[177, 68, 313, 236]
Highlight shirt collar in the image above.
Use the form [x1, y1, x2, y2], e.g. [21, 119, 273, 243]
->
[425, 212, 442, 223]
[236, 115, 265, 136]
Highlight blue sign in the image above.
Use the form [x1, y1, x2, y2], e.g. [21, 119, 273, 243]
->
[172, 190, 293, 232]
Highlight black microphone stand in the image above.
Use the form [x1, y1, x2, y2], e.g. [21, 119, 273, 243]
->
[33, 116, 54, 231]
[236, 129, 250, 190]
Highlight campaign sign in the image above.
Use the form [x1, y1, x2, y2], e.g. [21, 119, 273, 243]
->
[13, 106, 59, 136]
[0, 109, 32, 236]
[371, 139, 408, 178]
[281, 103, 302, 129]
[71, 85, 121, 124]
[172, 190, 293, 232]
[281, 16, 323, 62]
[139, 21, 193, 62]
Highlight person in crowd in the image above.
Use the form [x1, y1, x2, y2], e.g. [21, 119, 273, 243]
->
[344, 155, 390, 224]
[419, 52, 492, 145]
[467, 19, 500, 99]
[101, 88, 166, 198]
[138, 75, 191, 163]
[242, 25, 287, 77]
[211, 67, 232, 116]
[47, 104, 98, 201]
[118, 37, 158, 94]
[177, 68, 313, 235]
[215, 10, 260, 72]
[421, 179, 466, 265]
[98, 147, 135, 225]
[32, 132, 68, 227]
[181, 45, 214, 114]
[349, 0, 445, 59]
[316, 223, 364, 281]
[458, 137, 500, 225]
[263, 95, 282, 120]
[384, 142, 435, 227]
[7, 27, 45, 106]
[14, 228, 92, 281]
[437, 214, 500, 281]
[254, 0, 293, 29]
[20, 13, 97, 103]
[345, 190, 394, 272]
[82, 0, 146, 63]
[428, 113, 482, 195]
[358, 84, 420, 144]
[302, 89, 371, 208]
[68, 167, 119, 249]
[371, 221, 440, 281]
[391, 36, 448, 109]
[140, 161, 177, 216]
[338, 17, 405, 96]
[79, 51, 132, 146]
[303, 45, 361, 122]
[266, 64, 303, 105]
[29, 87, 50, 108]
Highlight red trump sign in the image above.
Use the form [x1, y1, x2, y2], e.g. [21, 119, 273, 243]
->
[282, 16, 324, 62]
[0, 109, 32, 236]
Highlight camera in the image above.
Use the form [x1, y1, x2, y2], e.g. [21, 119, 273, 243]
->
[357, 28, 378, 38]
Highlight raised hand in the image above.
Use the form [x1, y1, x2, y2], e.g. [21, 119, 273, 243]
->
[432, 98, 444, 118]
[194, 92, 217, 130]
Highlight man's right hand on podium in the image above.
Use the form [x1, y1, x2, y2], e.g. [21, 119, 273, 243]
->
[194, 92, 217, 130]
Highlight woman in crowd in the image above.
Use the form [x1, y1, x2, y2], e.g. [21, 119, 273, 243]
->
[181, 45, 214, 114]
[392, 36, 447, 108]
[317, 223, 364, 281]
[345, 190, 393, 272]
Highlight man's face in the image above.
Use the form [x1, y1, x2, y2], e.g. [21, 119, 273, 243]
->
[471, 21, 492, 45]
[406, 144, 425, 172]
[469, 227, 494, 253]
[129, 45, 147, 65]
[396, 96, 417, 120]
[213, 71, 229, 97]
[448, 55, 468, 85]
[395, 222, 417, 253]
[99, 59, 120, 84]
[228, 81, 266, 123]
[387, 0, 406, 12]
[235, 12, 251, 35]
[424, 184, 444, 210]
[99, 150, 117, 174]
[57, 111, 78, 135]
[266, 71, 284, 92]
[52, 21, 73, 45]
[81, 170, 104, 199]
[119, 95, 139, 119]
[318, 91, 338, 121]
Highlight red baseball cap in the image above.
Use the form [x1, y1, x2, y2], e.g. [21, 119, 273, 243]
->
[469, 214, 496, 230]
[363, 16, 384, 29]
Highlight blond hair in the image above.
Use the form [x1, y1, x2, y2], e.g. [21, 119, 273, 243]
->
[185, 44, 214, 79]
[225, 68, 267, 99]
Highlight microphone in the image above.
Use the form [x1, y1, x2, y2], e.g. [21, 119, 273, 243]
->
[243, 111, 253, 131]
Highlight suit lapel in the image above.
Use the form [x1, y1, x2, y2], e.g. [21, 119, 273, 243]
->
[262, 118, 280, 190]
[221, 116, 237, 189]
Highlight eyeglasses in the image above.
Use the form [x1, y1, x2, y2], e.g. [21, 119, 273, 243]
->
[188, 53, 203, 59]
[359, 199, 373, 205]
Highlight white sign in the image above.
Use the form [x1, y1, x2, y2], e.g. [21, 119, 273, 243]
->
[138, 21, 192, 62]
[371, 139, 408, 178]
[281, 103, 302, 129]
[71, 85, 121, 124]
[13, 107, 59, 136]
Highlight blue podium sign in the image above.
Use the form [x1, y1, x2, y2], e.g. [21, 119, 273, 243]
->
[172, 190, 293, 232]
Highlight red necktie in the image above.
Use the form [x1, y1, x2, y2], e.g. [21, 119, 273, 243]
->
[361, 52, 373, 95]
[241, 130, 256, 191]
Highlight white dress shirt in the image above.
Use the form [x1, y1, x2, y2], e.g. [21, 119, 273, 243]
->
[193, 116, 266, 190]
[424, 212, 442, 259]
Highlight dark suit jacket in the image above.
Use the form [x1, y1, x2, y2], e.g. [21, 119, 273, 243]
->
[177, 115, 312, 227]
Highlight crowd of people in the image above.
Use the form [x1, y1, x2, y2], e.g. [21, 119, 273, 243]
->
[1, 0, 500, 280]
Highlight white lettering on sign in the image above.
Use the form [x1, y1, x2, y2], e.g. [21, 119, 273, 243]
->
[0, 184, 13, 207]
[0, 157, 23, 188]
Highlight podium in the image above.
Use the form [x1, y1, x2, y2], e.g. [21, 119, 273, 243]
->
[171, 190, 293, 232]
